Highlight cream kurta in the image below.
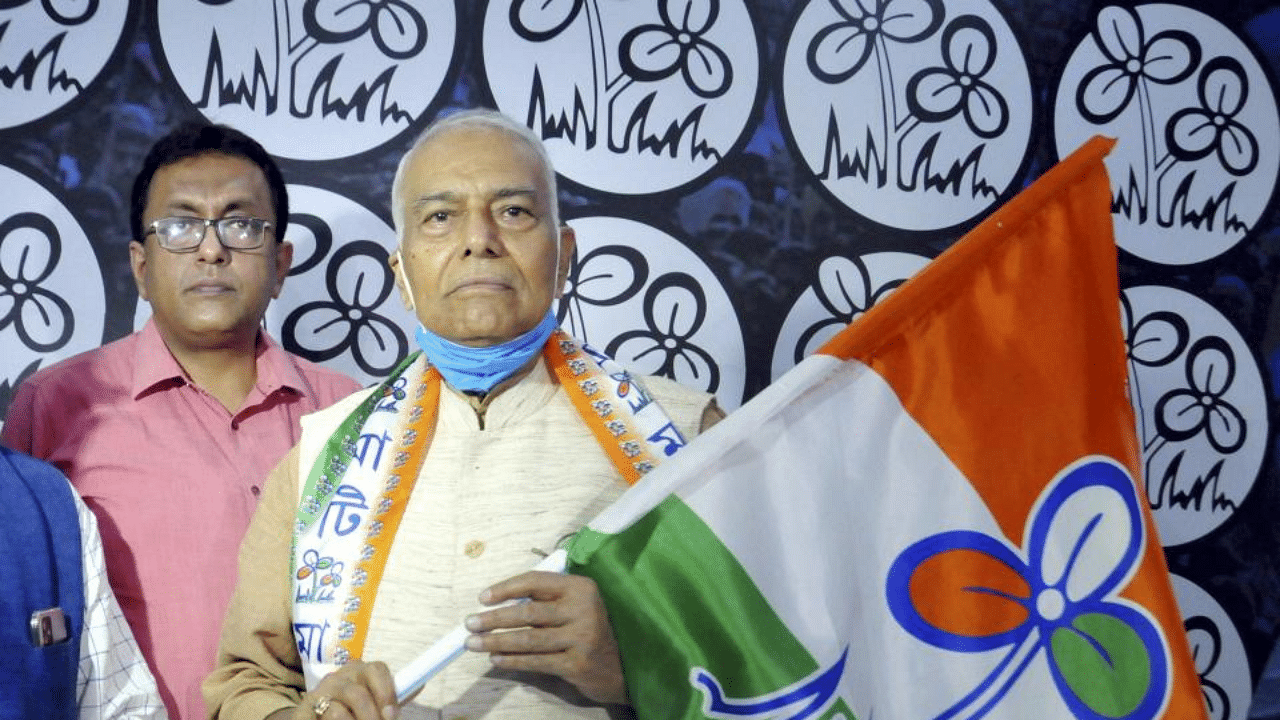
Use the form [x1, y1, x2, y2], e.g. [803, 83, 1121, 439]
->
[204, 358, 718, 720]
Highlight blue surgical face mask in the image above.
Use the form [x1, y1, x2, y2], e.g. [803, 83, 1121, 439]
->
[413, 310, 559, 394]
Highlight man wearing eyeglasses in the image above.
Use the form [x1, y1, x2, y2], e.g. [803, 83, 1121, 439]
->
[2, 123, 360, 720]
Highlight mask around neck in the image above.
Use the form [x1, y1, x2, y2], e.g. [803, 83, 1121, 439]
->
[413, 310, 558, 393]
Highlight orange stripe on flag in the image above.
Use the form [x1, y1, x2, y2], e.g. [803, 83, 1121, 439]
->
[817, 135, 1206, 718]
[820, 136, 1137, 530]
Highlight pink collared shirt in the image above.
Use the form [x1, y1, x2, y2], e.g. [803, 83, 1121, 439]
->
[2, 320, 361, 720]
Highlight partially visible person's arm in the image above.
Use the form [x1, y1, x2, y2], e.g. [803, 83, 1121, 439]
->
[258, 660, 398, 720]
[700, 398, 726, 432]
[205, 444, 400, 720]
[203, 447, 309, 720]
[74, 484, 168, 720]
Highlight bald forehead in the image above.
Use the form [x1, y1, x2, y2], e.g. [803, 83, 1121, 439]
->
[416, 124, 544, 171]
[401, 126, 550, 207]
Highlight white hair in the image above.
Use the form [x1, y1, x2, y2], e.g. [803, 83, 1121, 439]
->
[391, 108, 561, 241]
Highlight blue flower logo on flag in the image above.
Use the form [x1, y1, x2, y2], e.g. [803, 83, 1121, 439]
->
[691, 649, 847, 720]
[886, 457, 1171, 719]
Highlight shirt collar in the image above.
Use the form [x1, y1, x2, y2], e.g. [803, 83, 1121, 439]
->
[253, 331, 309, 398]
[130, 319, 187, 397]
[442, 353, 560, 430]
[130, 318, 309, 399]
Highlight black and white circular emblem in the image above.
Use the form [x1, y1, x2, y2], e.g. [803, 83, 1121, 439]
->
[770, 251, 930, 380]
[780, 0, 1033, 231]
[153, 0, 458, 161]
[266, 185, 414, 387]
[1169, 573, 1250, 720]
[0, 164, 104, 397]
[1121, 285, 1267, 547]
[560, 216, 746, 409]
[0, 1, 131, 129]
[1055, 4, 1280, 266]
[483, 0, 762, 195]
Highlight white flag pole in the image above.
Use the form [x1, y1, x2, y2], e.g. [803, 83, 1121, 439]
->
[393, 548, 569, 703]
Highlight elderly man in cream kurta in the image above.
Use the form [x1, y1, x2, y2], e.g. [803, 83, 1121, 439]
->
[203, 109, 721, 720]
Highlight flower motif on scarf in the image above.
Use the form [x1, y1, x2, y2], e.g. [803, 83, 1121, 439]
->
[296, 548, 345, 604]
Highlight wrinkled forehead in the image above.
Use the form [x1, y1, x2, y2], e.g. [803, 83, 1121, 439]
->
[403, 126, 550, 198]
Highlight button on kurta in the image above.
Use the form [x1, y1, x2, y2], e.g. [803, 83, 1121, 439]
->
[463, 540, 485, 558]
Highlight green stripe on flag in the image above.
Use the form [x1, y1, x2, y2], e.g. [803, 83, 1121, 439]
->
[568, 495, 854, 719]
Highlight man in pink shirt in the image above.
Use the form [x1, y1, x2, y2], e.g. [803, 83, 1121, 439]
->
[2, 123, 360, 720]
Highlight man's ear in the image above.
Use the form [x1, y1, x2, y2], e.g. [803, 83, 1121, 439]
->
[555, 224, 576, 298]
[389, 249, 415, 310]
[271, 241, 294, 298]
[129, 241, 149, 301]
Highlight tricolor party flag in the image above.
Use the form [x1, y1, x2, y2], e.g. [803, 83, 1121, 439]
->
[565, 136, 1208, 720]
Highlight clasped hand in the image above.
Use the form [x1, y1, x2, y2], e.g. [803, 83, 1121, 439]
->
[464, 570, 629, 706]
[298, 571, 628, 719]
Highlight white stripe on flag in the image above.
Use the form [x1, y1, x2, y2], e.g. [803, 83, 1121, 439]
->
[621, 356, 1086, 719]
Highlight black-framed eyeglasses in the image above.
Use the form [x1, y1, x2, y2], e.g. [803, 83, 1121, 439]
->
[144, 216, 274, 252]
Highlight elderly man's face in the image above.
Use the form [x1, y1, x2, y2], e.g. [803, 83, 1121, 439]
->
[391, 126, 572, 347]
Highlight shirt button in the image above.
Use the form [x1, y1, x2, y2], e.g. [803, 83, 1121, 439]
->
[463, 540, 485, 559]
[250, 486, 261, 497]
